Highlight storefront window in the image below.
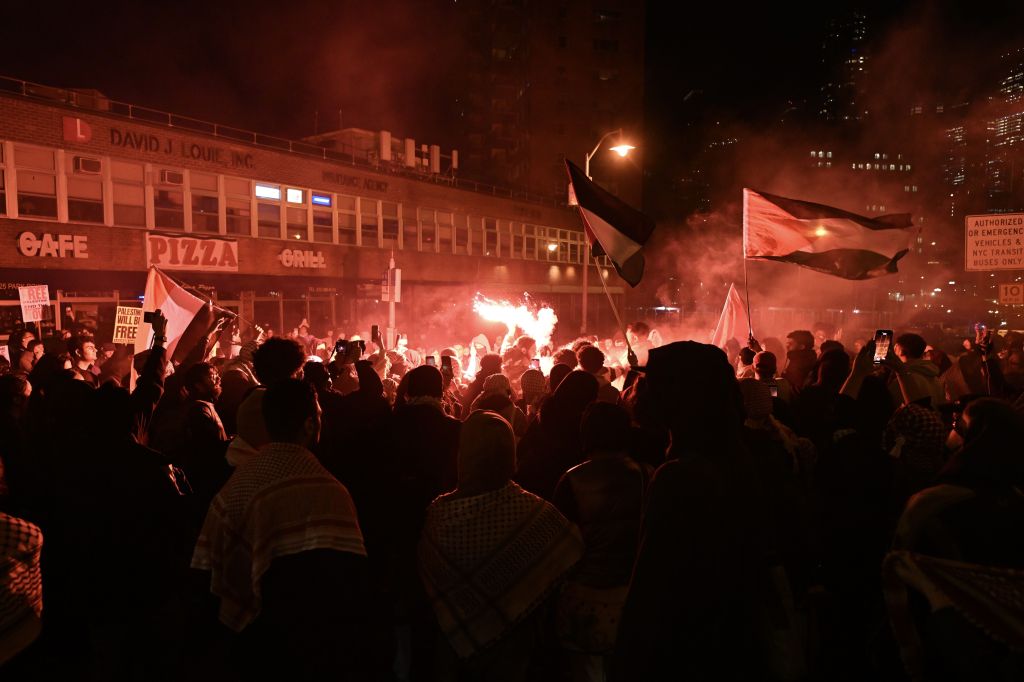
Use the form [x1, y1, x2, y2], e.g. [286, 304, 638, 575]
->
[524, 224, 536, 259]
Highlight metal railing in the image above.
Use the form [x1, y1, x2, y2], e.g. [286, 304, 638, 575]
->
[0, 75, 565, 208]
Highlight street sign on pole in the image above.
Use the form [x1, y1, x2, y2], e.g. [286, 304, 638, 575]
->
[965, 213, 1024, 271]
[999, 283, 1024, 305]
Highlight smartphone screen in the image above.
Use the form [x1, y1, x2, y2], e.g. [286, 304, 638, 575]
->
[425, 356, 436, 367]
[873, 329, 893, 364]
[371, 324, 379, 340]
[769, 384, 779, 398]
[441, 355, 452, 370]
[530, 357, 541, 370]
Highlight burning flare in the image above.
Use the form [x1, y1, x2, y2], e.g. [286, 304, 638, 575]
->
[472, 293, 558, 350]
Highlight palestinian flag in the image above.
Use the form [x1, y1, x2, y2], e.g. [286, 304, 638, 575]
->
[743, 189, 915, 280]
[130, 267, 233, 387]
[566, 160, 655, 287]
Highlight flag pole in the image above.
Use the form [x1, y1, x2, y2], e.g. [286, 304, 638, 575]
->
[741, 189, 754, 340]
[590, 255, 638, 366]
[743, 254, 753, 339]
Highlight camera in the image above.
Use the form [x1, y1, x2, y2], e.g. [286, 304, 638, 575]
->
[143, 311, 156, 324]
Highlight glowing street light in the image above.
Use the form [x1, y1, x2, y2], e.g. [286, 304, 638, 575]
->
[584, 128, 634, 179]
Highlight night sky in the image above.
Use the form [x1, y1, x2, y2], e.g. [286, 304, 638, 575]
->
[3, 1, 1023, 191]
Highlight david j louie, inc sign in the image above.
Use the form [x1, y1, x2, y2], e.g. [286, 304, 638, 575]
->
[146, 233, 238, 272]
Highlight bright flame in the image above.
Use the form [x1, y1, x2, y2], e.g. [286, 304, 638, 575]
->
[814, 226, 828, 237]
[473, 293, 558, 350]
[610, 144, 635, 157]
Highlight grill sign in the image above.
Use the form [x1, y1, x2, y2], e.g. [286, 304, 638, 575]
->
[146, 234, 239, 272]
[278, 248, 326, 269]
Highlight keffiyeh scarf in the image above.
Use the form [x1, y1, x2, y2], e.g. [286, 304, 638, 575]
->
[0, 513, 43, 664]
[419, 482, 583, 659]
[192, 442, 366, 632]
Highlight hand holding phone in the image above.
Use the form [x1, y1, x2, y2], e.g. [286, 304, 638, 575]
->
[872, 329, 893, 364]
[425, 355, 437, 367]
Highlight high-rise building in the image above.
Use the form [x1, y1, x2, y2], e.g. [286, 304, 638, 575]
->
[985, 48, 1024, 212]
[818, 10, 869, 123]
[457, 1, 645, 206]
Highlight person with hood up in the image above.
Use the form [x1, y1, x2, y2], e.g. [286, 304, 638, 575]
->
[419, 411, 583, 680]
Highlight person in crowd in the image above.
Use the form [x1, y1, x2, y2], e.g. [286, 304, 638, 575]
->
[735, 346, 756, 379]
[626, 322, 653, 366]
[553, 402, 651, 681]
[549, 362, 573, 393]
[6, 330, 35, 376]
[0, 511, 44, 670]
[554, 347, 579, 370]
[192, 379, 387, 679]
[753, 350, 796, 406]
[215, 322, 263, 437]
[577, 345, 619, 405]
[737, 379, 815, 608]
[793, 347, 851, 450]
[518, 367, 547, 417]
[173, 362, 230, 505]
[231, 337, 306, 454]
[469, 373, 528, 437]
[26, 340, 45, 368]
[67, 334, 99, 387]
[389, 364, 462, 679]
[419, 411, 583, 680]
[888, 332, 945, 409]
[516, 370, 599, 500]
[886, 397, 1024, 680]
[782, 330, 817, 390]
[463, 352, 502, 408]
[612, 341, 781, 680]
[502, 335, 536, 386]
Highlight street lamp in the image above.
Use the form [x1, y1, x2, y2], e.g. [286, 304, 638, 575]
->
[583, 128, 633, 179]
[581, 128, 634, 334]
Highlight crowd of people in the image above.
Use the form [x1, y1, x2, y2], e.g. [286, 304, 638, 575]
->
[0, 313, 1022, 681]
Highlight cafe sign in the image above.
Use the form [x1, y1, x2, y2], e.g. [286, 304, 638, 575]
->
[17, 231, 89, 259]
[146, 233, 239, 272]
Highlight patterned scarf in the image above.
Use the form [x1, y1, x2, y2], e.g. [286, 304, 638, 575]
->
[419, 482, 583, 659]
[192, 442, 366, 632]
[0, 513, 43, 665]
[884, 550, 1024, 681]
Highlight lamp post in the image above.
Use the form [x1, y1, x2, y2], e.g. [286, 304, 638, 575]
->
[580, 128, 634, 334]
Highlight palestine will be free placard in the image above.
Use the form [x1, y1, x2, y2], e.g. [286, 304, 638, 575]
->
[965, 214, 1024, 271]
